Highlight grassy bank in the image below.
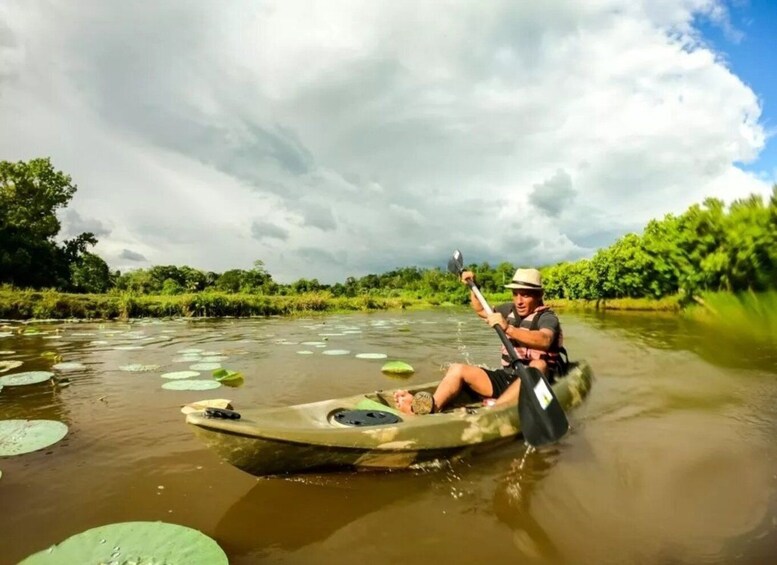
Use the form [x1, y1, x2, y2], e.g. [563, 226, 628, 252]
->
[0, 287, 689, 321]
[0, 288, 435, 320]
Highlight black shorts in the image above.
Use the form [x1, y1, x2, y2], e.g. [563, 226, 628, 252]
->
[482, 368, 517, 398]
[483, 365, 560, 398]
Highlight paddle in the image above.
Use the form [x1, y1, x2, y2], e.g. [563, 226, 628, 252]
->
[447, 249, 569, 447]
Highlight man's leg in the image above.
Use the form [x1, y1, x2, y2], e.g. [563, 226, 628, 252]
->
[395, 363, 493, 414]
[493, 360, 548, 407]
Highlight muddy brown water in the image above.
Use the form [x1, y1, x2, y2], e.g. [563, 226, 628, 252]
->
[0, 309, 776, 564]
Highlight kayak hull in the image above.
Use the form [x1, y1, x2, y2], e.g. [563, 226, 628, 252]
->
[186, 361, 593, 477]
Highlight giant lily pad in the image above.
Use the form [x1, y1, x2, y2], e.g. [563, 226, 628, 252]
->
[0, 419, 68, 456]
[161, 370, 200, 380]
[381, 361, 415, 375]
[189, 362, 221, 371]
[356, 353, 388, 360]
[0, 371, 54, 386]
[0, 360, 22, 372]
[52, 362, 86, 371]
[18, 521, 228, 564]
[322, 349, 350, 356]
[162, 380, 221, 391]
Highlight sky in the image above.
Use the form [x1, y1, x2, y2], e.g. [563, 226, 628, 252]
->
[0, 0, 775, 284]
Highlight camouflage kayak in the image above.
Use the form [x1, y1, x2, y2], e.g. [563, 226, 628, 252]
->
[186, 360, 593, 477]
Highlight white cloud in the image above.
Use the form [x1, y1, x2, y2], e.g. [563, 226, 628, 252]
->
[0, 0, 771, 283]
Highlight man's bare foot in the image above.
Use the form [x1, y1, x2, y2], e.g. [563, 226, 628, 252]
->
[393, 390, 414, 414]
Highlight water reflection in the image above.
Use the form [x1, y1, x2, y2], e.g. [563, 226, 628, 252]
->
[214, 471, 434, 560]
[492, 446, 564, 563]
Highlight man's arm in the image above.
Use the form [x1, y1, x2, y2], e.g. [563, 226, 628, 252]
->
[487, 313, 558, 351]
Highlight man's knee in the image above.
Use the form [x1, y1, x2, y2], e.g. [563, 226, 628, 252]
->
[529, 359, 548, 375]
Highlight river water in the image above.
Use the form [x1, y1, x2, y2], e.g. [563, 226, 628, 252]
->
[0, 309, 776, 564]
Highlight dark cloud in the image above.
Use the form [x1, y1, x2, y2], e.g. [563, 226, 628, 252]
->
[530, 169, 575, 217]
[61, 209, 111, 238]
[119, 249, 147, 262]
[251, 220, 289, 242]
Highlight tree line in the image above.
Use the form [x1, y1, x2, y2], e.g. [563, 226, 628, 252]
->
[2, 158, 776, 302]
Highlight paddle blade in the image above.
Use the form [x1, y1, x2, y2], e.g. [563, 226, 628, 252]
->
[447, 249, 464, 275]
[516, 367, 569, 446]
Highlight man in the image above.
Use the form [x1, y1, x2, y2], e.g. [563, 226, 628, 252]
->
[394, 267, 565, 415]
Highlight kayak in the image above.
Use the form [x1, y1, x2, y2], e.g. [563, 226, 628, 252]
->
[186, 360, 593, 477]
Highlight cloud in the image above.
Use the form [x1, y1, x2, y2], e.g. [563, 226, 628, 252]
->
[60, 209, 111, 238]
[0, 0, 771, 283]
[251, 220, 289, 242]
[119, 249, 147, 262]
[531, 169, 575, 217]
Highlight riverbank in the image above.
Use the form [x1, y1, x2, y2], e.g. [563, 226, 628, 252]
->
[0, 287, 687, 321]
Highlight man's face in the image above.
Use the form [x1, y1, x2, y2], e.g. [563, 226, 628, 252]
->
[511, 289, 542, 317]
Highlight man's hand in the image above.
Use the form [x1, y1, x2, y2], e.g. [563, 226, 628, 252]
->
[460, 270, 475, 284]
[486, 312, 507, 331]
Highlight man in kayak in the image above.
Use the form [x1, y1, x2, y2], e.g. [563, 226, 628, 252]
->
[394, 267, 566, 415]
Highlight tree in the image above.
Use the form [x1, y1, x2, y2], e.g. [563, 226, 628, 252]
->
[0, 158, 101, 289]
[70, 252, 113, 293]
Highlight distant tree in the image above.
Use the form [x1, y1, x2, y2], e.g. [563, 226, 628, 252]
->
[70, 252, 113, 293]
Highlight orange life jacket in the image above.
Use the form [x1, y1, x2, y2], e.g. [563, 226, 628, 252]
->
[500, 305, 567, 372]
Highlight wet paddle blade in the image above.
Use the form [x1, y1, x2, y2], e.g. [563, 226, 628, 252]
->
[447, 249, 464, 275]
[516, 367, 569, 446]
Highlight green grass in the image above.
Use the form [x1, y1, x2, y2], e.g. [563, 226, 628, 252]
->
[683, 290, 777, 345]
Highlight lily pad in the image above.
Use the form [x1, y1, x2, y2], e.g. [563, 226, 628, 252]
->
[113, 345, 144, 351]
[212, 369, 244, 387]
[161, 370, 200, 380]
[189, 362, 221, 371]
[0, 419, 68, 456]
[0, 371, 54, 386]
[297, 350, 314, 355]
[162, 380, 222, 391]
[381, 361, 415, 375]
[119, 364, 160, 373]
[355, 353, 388, 360]
[18, 521, 228, 565]
[0, 350, 16, 355]
[322, 349, 351, 356]
[52, 362, 86, 371]
[180, 399, 233, 415]
[0, 360, 22, 373]
[200, 355, 228, 363]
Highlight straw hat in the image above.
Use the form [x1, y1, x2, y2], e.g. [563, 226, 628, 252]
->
[504, 268, 543, 290]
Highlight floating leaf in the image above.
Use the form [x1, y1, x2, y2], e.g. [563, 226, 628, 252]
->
[322, 349, 350, 356]
[113, 345, 144, 351]
[0, 385, 3, 394]
[161, 370, 200, 380]
[52, 362, 86, 371]
[0, 332, 13, 338]
[0, 350, 16, 355]
[162, 380, 222, 391]
[0, 360, 22, 373]
[18, 521, 228, 565]
[212, 369, 244, 388]
[296, 350, 314, 355]
[0, 419, 68, 456]
[301, 341, 326, 346]
[189, 362, 221, 371]
[355, 353, 388, 360]
[0, 371, 54, 386]
[180, 399, 233, 415]
[119, 364, 160, 372]
[200, 355, 228, 363]
[381, 361, 415, 375]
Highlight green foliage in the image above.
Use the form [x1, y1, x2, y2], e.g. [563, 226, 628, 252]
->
[0, 158, 96, 289]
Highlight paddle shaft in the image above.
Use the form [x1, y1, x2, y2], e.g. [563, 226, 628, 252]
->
[466, 280, 522, 364]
